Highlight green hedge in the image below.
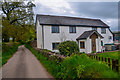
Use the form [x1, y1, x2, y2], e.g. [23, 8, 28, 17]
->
[58, 41, 79, 56]
[2, 42, 20, 66]
[25, 43, 118, 79]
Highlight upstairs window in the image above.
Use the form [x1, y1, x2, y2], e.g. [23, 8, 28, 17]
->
[52, 26, 59, 33]
[52, 43, 59, 50]
[101, 28, 106, 34]
[69, 26, 76, 33]
[80, 41, 85, 49]
[92, 27, 97, 31]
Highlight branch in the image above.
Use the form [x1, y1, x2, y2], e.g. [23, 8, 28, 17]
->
[10, 17, 27, 24]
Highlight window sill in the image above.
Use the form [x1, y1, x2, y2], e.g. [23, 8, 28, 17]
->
[80, 48, 85, 49]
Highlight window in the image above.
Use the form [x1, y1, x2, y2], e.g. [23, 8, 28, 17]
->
[109, 36, 112, 40]
[69, 26, 76, 33]
[101, 28, 106, 34]
[101, 41, 103, 46]
[52, 26, 59, 33]
[52, 43, 59, 50]
[92, 27, 97, 31]
[80, 41, 85, 49]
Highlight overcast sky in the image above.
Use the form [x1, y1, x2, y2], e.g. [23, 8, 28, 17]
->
[33, 0, 119, 31]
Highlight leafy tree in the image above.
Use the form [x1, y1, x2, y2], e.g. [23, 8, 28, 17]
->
[2, 0, 36, 42]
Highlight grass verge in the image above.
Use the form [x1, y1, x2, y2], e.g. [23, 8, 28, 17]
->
[25, 43, 119, 79]
[1, 42, 21, 67]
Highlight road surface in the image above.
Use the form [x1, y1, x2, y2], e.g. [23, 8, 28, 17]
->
[2, 45, 53, 78]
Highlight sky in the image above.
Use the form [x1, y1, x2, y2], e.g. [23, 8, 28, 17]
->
[33, 0, 119, 32]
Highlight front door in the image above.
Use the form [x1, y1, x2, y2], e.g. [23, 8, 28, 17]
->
[92, 39, 96, 52]
[90, 33, 98, 52]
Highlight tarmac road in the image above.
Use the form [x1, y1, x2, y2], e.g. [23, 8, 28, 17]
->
[2, 45, 53, 78]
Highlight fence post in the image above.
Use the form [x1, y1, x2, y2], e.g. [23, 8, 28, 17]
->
[115, 59, 119, 73]
[102, 57, 103, 61]
[108, 58, 111, 67]
[96, 56, 97, 60]
[112, 59, 115, 70]
[105, 58, 107, 63]
[99, 57, 100, 61]
[91, 55, 93, 59]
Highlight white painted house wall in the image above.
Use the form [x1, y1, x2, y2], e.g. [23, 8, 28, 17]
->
[37, 22, 113, 53]
[79, 36, 102, 53]
[36, 20, 43, 49]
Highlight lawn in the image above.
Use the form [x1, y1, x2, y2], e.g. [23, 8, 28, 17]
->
[96, 51, 119, 60]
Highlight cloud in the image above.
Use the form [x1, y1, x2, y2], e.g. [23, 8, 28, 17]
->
[34, 0, 76, 15]
[33, 1, 118, 31]
[68, 2, 118, 19]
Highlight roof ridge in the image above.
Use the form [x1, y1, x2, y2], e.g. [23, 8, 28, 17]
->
[36, 14, 100, 21]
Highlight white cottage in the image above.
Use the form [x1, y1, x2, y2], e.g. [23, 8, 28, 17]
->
[36, 14, 113, 53]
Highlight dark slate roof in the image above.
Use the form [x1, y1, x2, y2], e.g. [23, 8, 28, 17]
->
[76, 30, 103, 40]
[36, 14, 109, 28]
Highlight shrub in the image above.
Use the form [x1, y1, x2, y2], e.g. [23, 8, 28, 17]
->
[58, 41, 79, 56]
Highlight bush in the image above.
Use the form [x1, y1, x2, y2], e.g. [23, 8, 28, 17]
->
[58, 41, 79, 56]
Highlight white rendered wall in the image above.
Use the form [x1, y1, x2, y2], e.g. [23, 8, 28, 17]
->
[36, 20, 43, 48]
[43, 25, 92, 52]
[96, 36, 102, 52]
[37, 24, 113, 52]
[79, 39, 86, 53]
[97, 28, 113, 45]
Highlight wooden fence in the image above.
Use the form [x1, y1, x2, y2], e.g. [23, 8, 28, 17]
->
[88, 55, 119, 73]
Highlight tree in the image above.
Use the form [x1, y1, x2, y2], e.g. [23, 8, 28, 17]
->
[2, 0, 36, 42]
[2, 1, 35, 25]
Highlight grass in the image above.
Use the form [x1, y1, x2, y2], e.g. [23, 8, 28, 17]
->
[97, 51, 119, 60]
[96, 51, 120, 76]
[1, 42, 21, 67]
[25, 43, 119, 79]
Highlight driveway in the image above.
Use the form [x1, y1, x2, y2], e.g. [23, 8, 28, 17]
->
[2, 45, 53, 78]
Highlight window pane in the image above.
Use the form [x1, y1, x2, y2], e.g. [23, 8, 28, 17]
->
[80, 41, 85, 48]
[56, 26, 59, 33]
[73, 27, 76, 33]
[101, 41, 103, 46]
[69, 27, 72, 33]
[80, 42, 82, 48]
[83, 42, 85, 48]
[101, 28, 106, 33]
[52, 43, 59, 50]
[52, 43, 55, 49]
[92, 28, 97, 30]
[109, 36, 112, 40]
[52, 26, 55, 33]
